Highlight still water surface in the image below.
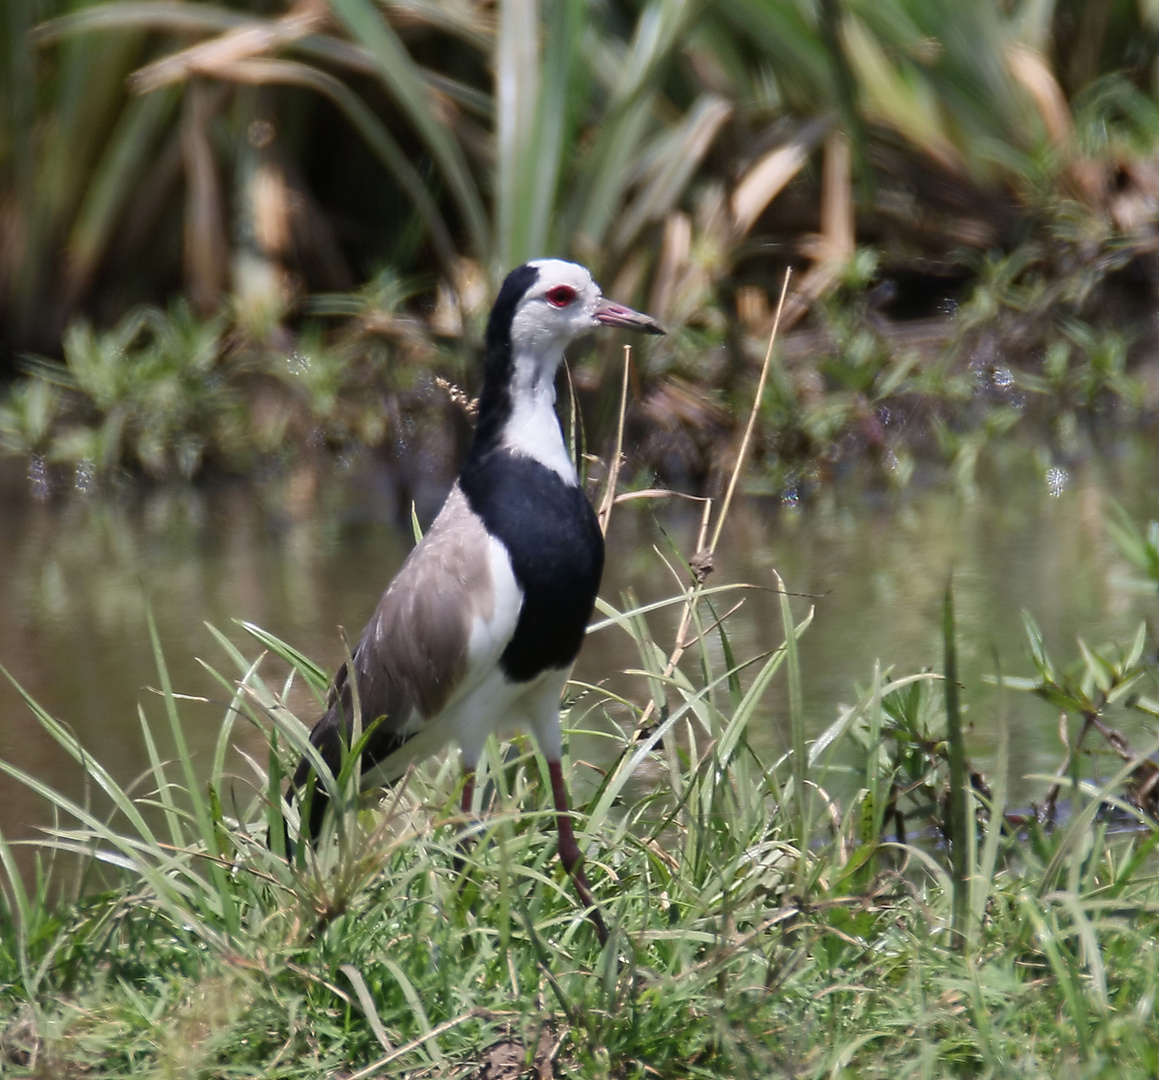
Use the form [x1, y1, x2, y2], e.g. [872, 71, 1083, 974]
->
[2, 439, 1158, 848]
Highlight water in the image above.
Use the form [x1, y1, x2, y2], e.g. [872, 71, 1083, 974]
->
[2, 438, 1158, 853]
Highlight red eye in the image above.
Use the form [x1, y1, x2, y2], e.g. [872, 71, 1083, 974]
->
[545, 285, 577, 308]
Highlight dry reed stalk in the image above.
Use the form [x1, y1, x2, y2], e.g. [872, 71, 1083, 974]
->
[628, 267, 792, 738]
[597, 344, 632, 536]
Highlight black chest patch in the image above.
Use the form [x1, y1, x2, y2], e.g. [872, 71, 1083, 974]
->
[459, 449, 604, 682]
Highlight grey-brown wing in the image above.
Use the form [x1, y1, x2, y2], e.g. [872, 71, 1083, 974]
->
[297, 484, 498, 783]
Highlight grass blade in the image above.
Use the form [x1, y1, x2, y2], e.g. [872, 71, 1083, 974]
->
[943, 580, 971, 948]
[145, 608, 238, 936]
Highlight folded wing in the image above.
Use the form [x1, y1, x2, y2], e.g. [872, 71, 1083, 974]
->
[292, 484, 517, 828]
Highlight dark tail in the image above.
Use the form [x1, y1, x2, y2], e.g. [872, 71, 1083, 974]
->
[275, 716, 343, 853]
[281, 708, 413, 850]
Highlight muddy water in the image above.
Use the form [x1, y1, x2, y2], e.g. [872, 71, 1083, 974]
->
[1, 438, 1157, 852]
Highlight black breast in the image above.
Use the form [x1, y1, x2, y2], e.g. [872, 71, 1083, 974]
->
[459, 449, 604, 682]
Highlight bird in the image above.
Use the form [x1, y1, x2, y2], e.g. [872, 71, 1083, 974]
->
[288, 258, 664, 944]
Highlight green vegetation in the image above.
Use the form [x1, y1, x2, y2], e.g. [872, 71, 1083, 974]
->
[4, 499, 1159, 1076]
[0, 276, 441, 481]
[5, 1, 1159, 490]
[8, 4, 1159, 1074]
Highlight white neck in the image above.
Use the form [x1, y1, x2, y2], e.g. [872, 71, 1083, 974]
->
[499, 348, 578, 484]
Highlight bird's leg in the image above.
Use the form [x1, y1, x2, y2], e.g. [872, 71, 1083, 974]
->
[453, 769, 476, 876]
[548, 759, 609, 945]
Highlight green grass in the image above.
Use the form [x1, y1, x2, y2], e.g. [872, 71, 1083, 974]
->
[4, 521, 1159, 1077]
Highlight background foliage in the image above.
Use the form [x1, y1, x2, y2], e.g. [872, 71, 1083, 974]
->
[5, 0, 1159, 489]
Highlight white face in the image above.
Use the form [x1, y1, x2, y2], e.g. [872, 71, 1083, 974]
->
[508, 259, 605, 358]
[496, 258, 663, 482]
[508, 258, 664, 360]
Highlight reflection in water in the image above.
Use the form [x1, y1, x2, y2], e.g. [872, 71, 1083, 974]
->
[1, 439, 1158, 851]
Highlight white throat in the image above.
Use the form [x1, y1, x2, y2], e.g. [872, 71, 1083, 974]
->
[499, 348, 578, 483]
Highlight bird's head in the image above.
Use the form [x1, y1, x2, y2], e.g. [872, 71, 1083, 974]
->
[489, 259, 665, 365]
[473, 260, 665, 453]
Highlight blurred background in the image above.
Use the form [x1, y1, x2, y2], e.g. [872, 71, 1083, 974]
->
[5, 0, 1159, 827]
[5, 0, 1159, 492]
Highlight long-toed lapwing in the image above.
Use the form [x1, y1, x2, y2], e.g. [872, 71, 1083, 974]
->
[290, 259, 664, 943]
